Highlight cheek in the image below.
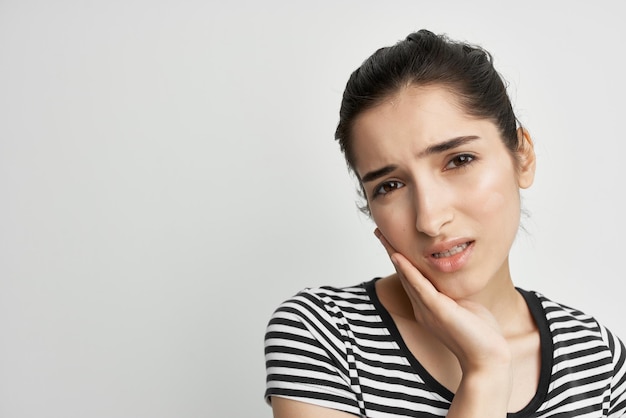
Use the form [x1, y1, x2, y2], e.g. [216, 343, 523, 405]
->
[470, 169, 520, 225]
[481, 191, 506, 214]
[371, 203, 414, 249]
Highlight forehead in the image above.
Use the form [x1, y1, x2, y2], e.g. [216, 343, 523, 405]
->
[350, 85, 500, 174]
[353, 85, 471, 149]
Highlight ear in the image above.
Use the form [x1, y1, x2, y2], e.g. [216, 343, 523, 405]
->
[516, 127, 536, 189]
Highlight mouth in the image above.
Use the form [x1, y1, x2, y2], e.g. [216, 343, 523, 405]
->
[426, 240, 474, 273]
[432, 242, 471, 259]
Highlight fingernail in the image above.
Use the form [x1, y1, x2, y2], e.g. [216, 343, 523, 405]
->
[374, 229, 381, 239]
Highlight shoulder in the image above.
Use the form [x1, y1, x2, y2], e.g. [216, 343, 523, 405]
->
[521, 288, 607, 330]
[521, 290, 626, 418]
[265, 280, 378, 344]
[264, 280, 379, 415]
[284, 282, 374, 306]
[267, 281, 376, 326]
[522, 289, 626, 365]
[264, 279, 384, 361]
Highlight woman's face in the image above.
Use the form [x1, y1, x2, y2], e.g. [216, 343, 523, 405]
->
[351, 85, 535, 300]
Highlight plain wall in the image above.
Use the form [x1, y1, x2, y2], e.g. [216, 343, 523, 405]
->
[1, 1, 625, 417]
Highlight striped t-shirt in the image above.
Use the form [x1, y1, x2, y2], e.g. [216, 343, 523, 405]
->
[264, 278, 626, 417]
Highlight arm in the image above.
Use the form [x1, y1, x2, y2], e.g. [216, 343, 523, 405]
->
[264, 291, 361, 417]
[447, 367, 512, 418]
[271, 397, 358, 418]
[376, 229, 513, 417]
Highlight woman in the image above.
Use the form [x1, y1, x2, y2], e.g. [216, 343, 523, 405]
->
[264, 29, 626, 417]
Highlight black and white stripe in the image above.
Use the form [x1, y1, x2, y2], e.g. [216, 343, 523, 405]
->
[265, 279, 626, 417]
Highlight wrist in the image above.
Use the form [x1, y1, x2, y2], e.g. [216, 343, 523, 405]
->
[447, 369, 513, 418]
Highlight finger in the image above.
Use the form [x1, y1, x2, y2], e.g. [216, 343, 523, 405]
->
[373, 228, 397, 257]
[391, 252, 453, 317]
[373, 229, 434, 301]
[374, 230, 426, 308]
[390, 252, 434, 296]
[374, 230, 415, 295]
[373, 229, 447, 316]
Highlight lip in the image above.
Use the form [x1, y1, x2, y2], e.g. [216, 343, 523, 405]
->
[424, 239, 475, 273]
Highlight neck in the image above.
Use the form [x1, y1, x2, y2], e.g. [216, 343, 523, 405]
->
[382, 260, 528, 336]
[453, 260, 527, 336]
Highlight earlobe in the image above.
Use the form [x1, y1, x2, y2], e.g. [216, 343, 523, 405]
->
[516, 127, 536, 189]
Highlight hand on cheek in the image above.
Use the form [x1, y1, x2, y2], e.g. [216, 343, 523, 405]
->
[374, 227, 434, 318]
[373, 228, 512, 375]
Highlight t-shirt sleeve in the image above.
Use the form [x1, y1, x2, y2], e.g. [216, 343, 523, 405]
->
[605, 326, 626, 417]
[264, 289, 360, 415]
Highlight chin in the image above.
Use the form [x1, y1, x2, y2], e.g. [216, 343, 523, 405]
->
[426, 272, 484, 301]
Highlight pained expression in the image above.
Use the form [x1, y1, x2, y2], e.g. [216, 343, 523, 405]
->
[351, 85, 535, 300]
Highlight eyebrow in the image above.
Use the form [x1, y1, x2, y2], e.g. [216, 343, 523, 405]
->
[360, 135, 480, 183]
[361, 165, 398, 183]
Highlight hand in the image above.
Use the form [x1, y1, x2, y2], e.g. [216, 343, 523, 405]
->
[374, 228, 512, 375]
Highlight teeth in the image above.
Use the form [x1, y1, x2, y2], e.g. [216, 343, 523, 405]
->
[433, 243, 469, 258]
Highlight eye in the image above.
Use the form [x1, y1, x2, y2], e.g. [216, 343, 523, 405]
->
[373, 180, 405, 197]
[445, 153, 475, 170]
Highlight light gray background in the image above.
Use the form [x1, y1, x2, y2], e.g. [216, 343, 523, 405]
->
[1, 1, 624, 417]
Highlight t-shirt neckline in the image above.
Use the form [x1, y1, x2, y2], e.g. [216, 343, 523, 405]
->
[363, 277, 553, 417]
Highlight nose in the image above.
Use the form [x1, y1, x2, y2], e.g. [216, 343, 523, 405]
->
[413, 182, 454, 237]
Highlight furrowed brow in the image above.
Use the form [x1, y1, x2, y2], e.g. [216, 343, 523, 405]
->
[360, 136, 480, 183]
[361, 165, 397, 183]
[418, 135, 480, 157]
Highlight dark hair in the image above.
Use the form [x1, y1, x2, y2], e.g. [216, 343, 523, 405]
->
[335, 29, 521, 211]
